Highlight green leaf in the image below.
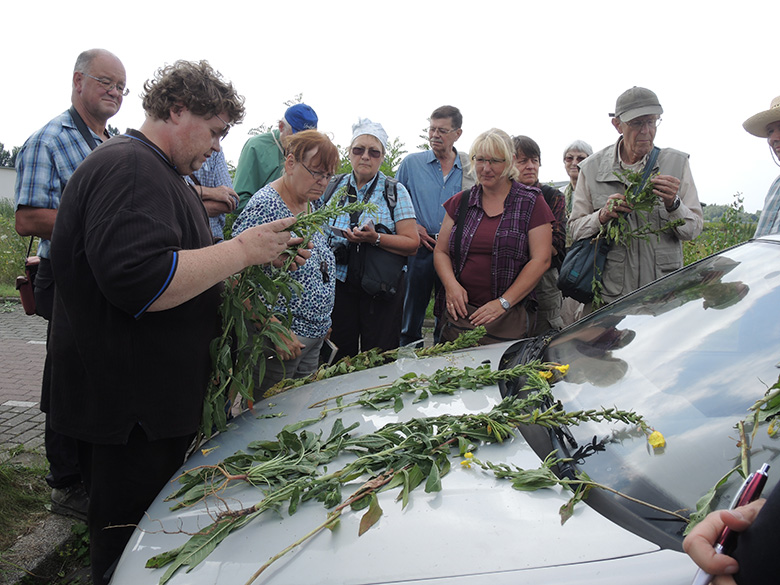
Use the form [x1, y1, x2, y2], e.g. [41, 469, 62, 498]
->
[145, 544, 184, 568]
[559, 483, 591, 525]
[350, 494, 372, 511]
[559, 497, 576, 525]
[358, 494, 383, 536]
[154, 516, 252, 583]
[282, 417, 321, 434]
[509, 467, 559, 491]
[424, 461, 442, 493]
[288, 486, 301, 515]
[685, 467, 739, 534]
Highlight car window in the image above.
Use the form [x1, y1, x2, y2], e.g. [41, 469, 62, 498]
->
[513, 240, 780, 546]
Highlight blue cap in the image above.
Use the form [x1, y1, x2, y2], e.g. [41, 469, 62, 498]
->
[285, 104, 318, 133]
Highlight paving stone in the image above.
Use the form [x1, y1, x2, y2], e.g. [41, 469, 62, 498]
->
[0, 306, 45, 450]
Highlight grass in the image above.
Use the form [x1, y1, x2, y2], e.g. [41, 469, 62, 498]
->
[0, 451, 50, 551]
[0, 449, 91, 584]
[1, 199, 33, 296]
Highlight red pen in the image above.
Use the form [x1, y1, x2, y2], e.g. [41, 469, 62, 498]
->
[690, 463, 770, 585]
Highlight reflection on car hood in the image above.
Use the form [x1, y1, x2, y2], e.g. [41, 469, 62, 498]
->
[112, 343, 697, 585]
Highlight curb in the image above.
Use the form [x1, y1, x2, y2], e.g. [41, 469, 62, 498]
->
[0, 452, 86, 585]
[0, 514, 78, 585]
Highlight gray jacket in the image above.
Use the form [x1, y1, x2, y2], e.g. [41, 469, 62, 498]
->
[568, 140, 703, 303]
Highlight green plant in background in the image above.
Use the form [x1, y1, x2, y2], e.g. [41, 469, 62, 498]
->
[0, 199, 31, 297]
[683, 193, 755, 266]
[337, 137, 407, 177]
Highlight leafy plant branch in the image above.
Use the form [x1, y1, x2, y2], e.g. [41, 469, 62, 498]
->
[147, 372, 664, 584]
[199, 190, 376, 442]
[684, 376, 780, 534]
[261, 326, 489, 397]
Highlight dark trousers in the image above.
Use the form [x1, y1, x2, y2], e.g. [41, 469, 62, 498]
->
[400, 246, 440, 346]
[330, 277, 404, 360]
[78, 425, 193, 585]
[35, 259, 81, 489]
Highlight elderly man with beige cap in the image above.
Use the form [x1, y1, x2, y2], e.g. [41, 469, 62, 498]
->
[569, 86, 703, 308]
[743, 96, 780, 237]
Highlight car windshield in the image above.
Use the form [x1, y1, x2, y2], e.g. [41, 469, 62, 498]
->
[518, 239, 780, 546]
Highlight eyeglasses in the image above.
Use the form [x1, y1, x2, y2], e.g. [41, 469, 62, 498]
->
[428, 126, 457, 135]
[214, 113, 231, 139]
[351, 146, 383, 159]
[625, 117, 662, 131]
[301, 162, 333, 183]
[84, 73, 129, 96]
[564, 155, 588, 163]
[472, 156, 506, 166]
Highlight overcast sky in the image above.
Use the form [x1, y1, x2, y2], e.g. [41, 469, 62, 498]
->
[3, 0, 778, 212]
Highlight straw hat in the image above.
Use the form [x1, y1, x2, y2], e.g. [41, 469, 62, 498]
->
[743, 96, 780, 138]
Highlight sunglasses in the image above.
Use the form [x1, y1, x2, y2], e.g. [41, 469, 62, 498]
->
[351, 146, 383, 159]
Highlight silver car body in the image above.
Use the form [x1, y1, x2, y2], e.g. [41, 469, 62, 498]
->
[112, 236, 780, 584]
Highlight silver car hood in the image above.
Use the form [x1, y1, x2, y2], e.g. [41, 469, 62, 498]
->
[112, 342, 699, 584]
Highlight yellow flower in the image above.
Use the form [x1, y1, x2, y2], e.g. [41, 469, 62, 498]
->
[648, 430, 666, 449]
[460, 452, 473, 469]
[539, 370, 553, 379]
[555, 364, 570, 375]
[201, 446, 220, 456]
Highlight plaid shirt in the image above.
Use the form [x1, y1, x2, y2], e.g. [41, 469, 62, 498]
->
[14, 110, 102, 258]
[325, 172, 416, 282]
[189, 150, 234, 240]
[451, 181, 537, 297]
[755, 175, 780, 237]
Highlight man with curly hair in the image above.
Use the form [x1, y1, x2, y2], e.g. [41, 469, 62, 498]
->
[48, 60, 305, 585]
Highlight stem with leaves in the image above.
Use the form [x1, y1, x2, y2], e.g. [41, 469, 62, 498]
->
[199, 190, 377, 442]
[148, 372, 661, 584]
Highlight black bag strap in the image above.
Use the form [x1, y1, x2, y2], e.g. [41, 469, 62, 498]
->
[321, 173, 349, 206]
[383, 177, 399, 222]
[68, 106, 100, 151]
[452, 188, 471, 278]
[323, 173, 398, 229]
[635, 146, 661, 195]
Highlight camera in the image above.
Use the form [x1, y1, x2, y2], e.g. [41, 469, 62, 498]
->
[332, 243, 349, 265]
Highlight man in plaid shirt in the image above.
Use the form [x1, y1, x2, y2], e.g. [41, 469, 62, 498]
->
[14, 48, 126, 521]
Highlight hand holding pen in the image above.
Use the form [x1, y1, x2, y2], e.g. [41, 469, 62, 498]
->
[684, 464, 770, 585]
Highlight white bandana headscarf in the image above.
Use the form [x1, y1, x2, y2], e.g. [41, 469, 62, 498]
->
[351, 118, 388, 151]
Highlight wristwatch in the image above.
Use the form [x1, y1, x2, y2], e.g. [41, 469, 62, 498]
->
[498, 296, 511, 311]
[666, 195, 681, 212]
[373, 233, 381, 246]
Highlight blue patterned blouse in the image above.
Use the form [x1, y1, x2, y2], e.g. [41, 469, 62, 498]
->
[233, 185, 336, 339]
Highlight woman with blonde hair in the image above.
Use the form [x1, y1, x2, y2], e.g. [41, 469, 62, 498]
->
[434, 128, 554, 344]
